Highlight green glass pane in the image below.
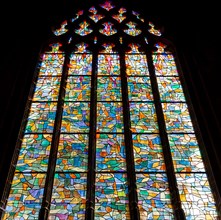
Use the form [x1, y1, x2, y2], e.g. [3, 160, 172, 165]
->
[168, 134, 205, 172]
[130, 102, 159, 133]
[97, 102, 124, 133]
[128, 77, 153, 101]
[157, 76, 186, 102]
[16, 134, 52, 172]
[3, 173, 46, 220]
[56, 134, 89, 172]
[61, 102, 90, 132]
[96, 134, 126, 171]
[50, 173, 87, 219]
[132, 134, 165, 172]
[25, 102, 57, 133]
[136, 173, 173, 219]
[95, 173, 130, 219]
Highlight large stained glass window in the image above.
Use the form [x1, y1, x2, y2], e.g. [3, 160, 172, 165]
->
[1, 1, 220, 219]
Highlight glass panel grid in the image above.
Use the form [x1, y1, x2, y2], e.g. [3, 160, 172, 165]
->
[153, 49, 218, 219]
[3, 173, 46, 220]
[2, 7, 219, 219]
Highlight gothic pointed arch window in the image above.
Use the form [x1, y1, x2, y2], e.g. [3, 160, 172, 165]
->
[1, 1, 220, 219]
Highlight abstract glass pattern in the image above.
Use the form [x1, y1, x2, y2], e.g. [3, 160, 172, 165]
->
[162, 103, 194, 133]
[65, 76, 91, 101]
[152, 53, 178, 76]
[89, 14, 104, 23]
[112, 8, 126, 23]
[148, 22, 161, 36]
[89, 6, 104, 23]
[98, 54, 120, 75]
[95, 173, 129, 219]
[96, 134, 126, 171]
[125, 54, 149, 76]
[2, 47, 65, 219]
[132, 134, 165, 172]
[2, 1, 219, 219]
[50, 173, 87, 219]
[100, 0, 115, 11]
[97, 76, 122, 101]
[94, 47, 129, 219]
[168, 134, 205, 172]
[61, 102, 90, 133]
[97, 102, 124, 133]
[68, 54, 92, 75]
[124, 45, 176, 218]
[56, 134, 89, 172]
[39, 53, 65, 76]
[130, 102, 159, 133]
[127, 77, 153, 101]
[124, 21, 141, 36]
[71, 10, 84, 22]
[157, 76, 186, 102]
[132, 11, 144, 22]
[99, 22, 117, 36]
[32, 76, 61, 101]
[176, 173, 217, 219]
[136, 174, 173, 219]
[25, 102, 57, 133]
[75, 21, 93, 36]
[126, 43, 141, 53]
[3, 173, 46, 220]
[53, 20, 68, 36]
[153, 44, 218, 219]
[15, 134, 52, 172]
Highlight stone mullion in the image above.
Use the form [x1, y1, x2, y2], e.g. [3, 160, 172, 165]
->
[146, 51, 185, 219]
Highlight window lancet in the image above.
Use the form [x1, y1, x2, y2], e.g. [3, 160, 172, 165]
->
[0, 1, 220, 220]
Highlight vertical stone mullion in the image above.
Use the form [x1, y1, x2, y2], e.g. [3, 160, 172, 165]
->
[146, 51, 185, 220]
[120, 51, 140, 220]
[85, 51, 98, 220]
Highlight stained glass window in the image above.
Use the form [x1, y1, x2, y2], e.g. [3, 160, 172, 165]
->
[1, 1, 220, 219]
